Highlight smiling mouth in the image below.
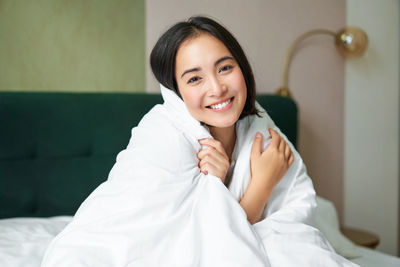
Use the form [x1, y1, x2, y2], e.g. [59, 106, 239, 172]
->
[207, 97, 234, 110]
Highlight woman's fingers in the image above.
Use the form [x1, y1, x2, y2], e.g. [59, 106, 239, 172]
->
[284, 143, 291, 159]
[251, 132, 263, 159]
[288, 153, 294, 166]
[197, 146, 227, 162]
[199, 161, 222, 175]
[269, 128, 282, 151]
[198, 154, 228, 182]
[197, 138, 230, 181]
[198, 149, 228, 169]
[267, 128, 293, 166]
[198, 138, 228, 159]
[198, 152, 215, 168]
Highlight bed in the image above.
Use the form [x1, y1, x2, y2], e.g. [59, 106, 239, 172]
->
[1, 91, 399, 266]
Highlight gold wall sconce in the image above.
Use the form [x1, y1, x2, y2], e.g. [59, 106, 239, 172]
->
[276, 27, 369, 98]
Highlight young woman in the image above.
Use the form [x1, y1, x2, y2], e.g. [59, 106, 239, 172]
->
[42, 16, 357, 267]
[150, 16, 295, 225]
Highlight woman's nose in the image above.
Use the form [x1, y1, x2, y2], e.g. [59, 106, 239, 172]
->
[209, 76, 227, 96]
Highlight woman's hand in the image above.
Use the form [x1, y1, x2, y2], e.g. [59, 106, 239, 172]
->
[239, 128, 294, 224]
[250, 128, 294, 193]
[197, 138, 230, 183]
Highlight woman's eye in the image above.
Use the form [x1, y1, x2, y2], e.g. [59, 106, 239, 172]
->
[188, 76, 201, 84]
[218, 65, 233, 73]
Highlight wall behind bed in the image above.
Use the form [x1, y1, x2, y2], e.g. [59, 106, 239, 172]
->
[0, 0, 145, 92]
[344, 0, 399, 256]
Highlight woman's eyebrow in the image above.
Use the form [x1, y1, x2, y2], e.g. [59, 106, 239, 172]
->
[180, 56, 234, 78]
[215, 56, 234, 66]
[181, 67, 201, 78]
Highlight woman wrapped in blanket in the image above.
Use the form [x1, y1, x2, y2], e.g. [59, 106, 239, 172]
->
[41, 16, 357, 267]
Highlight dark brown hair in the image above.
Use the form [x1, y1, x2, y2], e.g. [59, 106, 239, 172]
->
[150, 16, 259, 119]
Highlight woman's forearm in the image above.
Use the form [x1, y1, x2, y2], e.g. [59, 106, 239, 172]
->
[239, 180, 272, 224]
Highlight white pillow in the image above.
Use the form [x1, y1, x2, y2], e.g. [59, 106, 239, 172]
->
[314, 196, 361, 259]
[0, 216, 72, 267]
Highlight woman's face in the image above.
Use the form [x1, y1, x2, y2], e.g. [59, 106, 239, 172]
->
[175, 33, 247, 128]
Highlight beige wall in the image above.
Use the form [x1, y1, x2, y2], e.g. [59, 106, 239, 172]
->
[344, 0, 399, 255]
[146, 0, 346, 219]
[0, 0, 145, 92]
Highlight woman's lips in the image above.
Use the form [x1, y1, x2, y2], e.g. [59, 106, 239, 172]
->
[206, 97, 234, 112]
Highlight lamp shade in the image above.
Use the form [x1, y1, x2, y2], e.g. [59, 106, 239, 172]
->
[335, 27, 368, 58]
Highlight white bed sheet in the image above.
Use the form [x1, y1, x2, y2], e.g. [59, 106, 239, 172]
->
[1, 217, 399, 267]
[0, 216, 71, 267]
[351, 246, 400, 267]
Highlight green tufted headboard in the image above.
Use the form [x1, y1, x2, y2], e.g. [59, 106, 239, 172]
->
[0, 92, 297, 219]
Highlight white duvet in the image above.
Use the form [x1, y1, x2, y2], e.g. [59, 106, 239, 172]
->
[41, 85, 357, 266]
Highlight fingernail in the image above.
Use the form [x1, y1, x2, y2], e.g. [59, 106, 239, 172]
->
[255, 132, 262, 138]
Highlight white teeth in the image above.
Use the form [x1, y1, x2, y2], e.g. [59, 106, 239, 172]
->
[209, 98, 231, 110]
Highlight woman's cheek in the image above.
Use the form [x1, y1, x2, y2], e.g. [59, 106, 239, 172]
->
[231, 71, 247, 92]
[229, 72, 247, 106]
[183, 90, 204, 112]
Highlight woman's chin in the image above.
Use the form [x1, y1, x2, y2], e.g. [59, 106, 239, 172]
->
[205, 117, 238, 129]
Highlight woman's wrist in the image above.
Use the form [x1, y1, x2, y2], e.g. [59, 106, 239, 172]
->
[239, 178, 272, 224]
[250, 174, 274, 196]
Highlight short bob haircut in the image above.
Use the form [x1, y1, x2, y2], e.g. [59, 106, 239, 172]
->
[150, 16, 260, 119]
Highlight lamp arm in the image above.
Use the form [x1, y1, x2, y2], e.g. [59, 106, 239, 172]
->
[282, 29, 336, 89]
